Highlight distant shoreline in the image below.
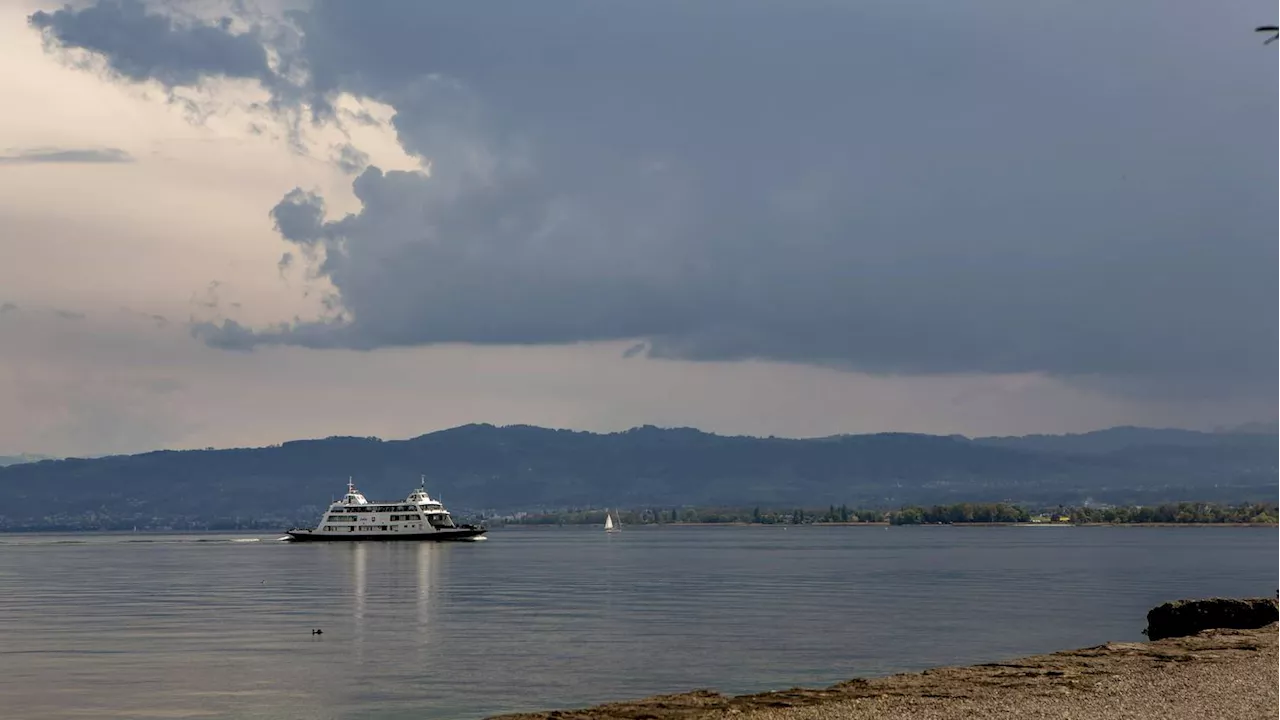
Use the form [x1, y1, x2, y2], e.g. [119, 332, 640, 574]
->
[0, 521, 1275, 534]
[494, 517, 1280, 530]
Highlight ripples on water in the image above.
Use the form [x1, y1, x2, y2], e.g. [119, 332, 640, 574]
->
[0, 526, 1274, 720]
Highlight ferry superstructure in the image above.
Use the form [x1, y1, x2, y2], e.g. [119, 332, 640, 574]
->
[284, 478, 486, 542]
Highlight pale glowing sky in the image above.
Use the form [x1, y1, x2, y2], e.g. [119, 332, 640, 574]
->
[1, 0, 1275, 457]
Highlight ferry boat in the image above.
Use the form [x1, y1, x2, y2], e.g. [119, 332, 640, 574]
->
[284, 477, 487, 542]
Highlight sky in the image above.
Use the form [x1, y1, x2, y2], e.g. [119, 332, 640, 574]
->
[0, 0, 1275, 457]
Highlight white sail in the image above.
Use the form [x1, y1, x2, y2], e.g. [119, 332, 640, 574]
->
[604, 513, 615, 531]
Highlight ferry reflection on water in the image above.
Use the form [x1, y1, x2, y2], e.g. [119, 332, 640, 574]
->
[332, 540, 447, 663]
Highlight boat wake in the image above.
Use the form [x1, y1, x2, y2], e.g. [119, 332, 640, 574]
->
[0, 536, 273, 546]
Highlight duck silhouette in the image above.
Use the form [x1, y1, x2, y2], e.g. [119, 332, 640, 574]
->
[311, 629, 323, 635]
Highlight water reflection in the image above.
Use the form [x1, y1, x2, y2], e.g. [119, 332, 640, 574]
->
[352, 542, 367, 621]
[417, 542, 435, 633]
[336, 541, 447, 667]
[339, 542, 366, 663]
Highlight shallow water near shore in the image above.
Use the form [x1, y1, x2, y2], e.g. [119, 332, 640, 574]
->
[0, 525, 1274, 720]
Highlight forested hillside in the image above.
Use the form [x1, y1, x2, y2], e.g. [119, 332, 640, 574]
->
[0, 424, 1273, 530]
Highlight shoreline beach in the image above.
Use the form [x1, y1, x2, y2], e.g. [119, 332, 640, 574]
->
[490, 619, 1277, 719]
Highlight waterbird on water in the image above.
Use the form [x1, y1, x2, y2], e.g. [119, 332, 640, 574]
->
[311, 629, 323, 635]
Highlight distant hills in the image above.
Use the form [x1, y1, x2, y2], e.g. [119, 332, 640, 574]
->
[968, 425, 1277, 454]
[0, 453, 57, 468]
[0, 424, 1274, 531]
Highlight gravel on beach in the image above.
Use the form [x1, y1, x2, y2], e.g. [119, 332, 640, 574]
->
[490, 624, 1278, 720]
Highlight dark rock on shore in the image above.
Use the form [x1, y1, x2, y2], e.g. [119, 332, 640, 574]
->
[1145, 597, 1278, 641]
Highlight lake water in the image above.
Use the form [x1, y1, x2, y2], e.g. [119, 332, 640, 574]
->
[0, 525, 1274, 720]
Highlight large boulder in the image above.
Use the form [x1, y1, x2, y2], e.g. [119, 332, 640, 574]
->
[1145, 597, 1278, 641]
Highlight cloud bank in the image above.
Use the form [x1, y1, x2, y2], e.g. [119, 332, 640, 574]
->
[30, 0, 1279, 403]
[0, 147, 133, 164]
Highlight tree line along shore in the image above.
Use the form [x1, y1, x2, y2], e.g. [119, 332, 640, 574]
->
[4, 501, 1275, 533]
[498, 501, 1278, 527]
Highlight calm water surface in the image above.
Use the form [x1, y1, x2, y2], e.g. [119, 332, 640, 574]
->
[0, 526, 1274, 720]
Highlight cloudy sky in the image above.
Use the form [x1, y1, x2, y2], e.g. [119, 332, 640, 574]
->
[1, 0, 1274, 457]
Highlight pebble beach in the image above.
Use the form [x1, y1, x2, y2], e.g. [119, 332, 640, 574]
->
[491, 621, 1277, 720]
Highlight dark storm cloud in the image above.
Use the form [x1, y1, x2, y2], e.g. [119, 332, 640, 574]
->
[268, 188, 325, 244]
[332, 143, 369, 175]
[28, 0, 280, 88]
[35, 0, 1279, 400]
[0, 147, 133, 164]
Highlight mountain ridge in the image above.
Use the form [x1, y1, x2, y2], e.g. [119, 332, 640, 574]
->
[0, 423, 1273, 531]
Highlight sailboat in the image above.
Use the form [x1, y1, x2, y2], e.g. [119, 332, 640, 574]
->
[604, 510, 620, 534]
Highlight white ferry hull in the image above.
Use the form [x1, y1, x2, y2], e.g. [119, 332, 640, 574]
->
[286, 477, 484, 543]
[285, 525, 487, 542]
